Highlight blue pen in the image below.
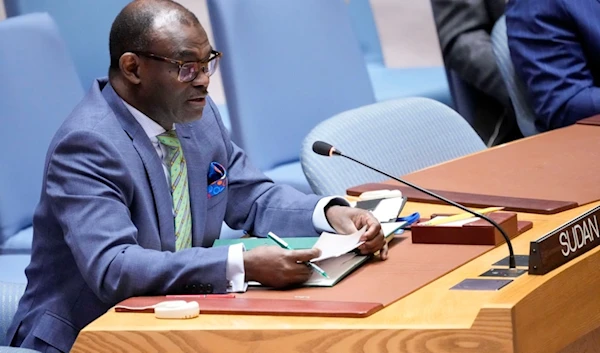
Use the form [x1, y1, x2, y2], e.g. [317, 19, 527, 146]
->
[384, 212, 421, 233]
[267, 232, 329, 279]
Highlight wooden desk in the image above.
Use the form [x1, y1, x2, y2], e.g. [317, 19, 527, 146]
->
[72, 201, 600, 353]
[348, 124, 600, 215]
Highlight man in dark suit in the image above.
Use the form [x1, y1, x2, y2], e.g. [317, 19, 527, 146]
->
[431, 0, 522, 145]
[6, 1, 386, 351]
[506, 0, 600, 132]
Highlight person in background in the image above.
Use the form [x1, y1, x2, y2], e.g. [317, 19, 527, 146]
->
[6, 1, 387, 351]
[506, 0, 600, 132]
[431, 0, 522, 145]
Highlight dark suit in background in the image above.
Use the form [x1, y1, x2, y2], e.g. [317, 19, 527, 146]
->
[431, 0, 522, 145]
[506, 0, 600, 132]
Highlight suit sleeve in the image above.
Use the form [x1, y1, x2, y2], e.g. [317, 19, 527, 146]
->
[46, 129, 230, 304]
[432, 0, 510, 106]
[507, 0, 600, 131]
[207, 99, 322, 238]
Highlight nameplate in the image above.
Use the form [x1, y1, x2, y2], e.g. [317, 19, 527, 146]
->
[529, 205, 600, 275]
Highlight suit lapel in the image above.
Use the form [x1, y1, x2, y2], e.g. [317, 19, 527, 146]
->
[177, 123, 210, 247]
[101, 83, 176, 251]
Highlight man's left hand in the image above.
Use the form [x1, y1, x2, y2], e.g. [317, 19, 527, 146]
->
[325, 206, 388, 260]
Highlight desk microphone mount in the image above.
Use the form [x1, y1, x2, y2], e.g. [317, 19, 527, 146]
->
[312, 140, 522, 275]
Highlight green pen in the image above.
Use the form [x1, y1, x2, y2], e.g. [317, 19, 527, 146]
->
[267, 231, 329, 279]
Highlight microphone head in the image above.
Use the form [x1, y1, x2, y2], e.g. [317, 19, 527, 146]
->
[312, 141, 338, 157]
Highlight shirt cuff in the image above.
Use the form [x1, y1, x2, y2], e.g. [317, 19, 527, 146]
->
[312, 196, 350, 233]
[226, 243, 248, 292]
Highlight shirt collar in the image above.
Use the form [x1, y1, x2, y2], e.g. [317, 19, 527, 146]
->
[121, 99, 174, 139]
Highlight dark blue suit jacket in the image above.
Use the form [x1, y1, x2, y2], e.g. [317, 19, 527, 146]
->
[506, 0, 600, 131]
[6, 79, 321, 352]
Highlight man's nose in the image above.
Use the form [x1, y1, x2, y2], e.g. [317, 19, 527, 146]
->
[191, 70, 210, 87]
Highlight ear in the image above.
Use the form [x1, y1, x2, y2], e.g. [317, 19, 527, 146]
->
[119, 53, 142, 85]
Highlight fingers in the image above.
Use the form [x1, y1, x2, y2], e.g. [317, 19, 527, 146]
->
[290, 248, 321, 262]
[284, 250, 315, 283]
[358, 214, 382, 241]
[245, 246, 318, 288]
[358, 231, 384, 254]
[355, 213, 384, 254]
[298, 264, 314, 279]
[380, 243, 389, 260]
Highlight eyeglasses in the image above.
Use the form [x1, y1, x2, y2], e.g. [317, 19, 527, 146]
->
[133, 50, 222, 83]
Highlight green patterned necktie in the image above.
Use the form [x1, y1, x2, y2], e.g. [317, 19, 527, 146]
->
[156, 130, 192, 251]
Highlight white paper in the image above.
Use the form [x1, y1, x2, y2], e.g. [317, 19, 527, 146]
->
[380, 221, 407, 237]
[370, 197, 405, 222]
[304, 253, 367, 286]
[357, 189, 402, 200]
[310, 227, 366, 262]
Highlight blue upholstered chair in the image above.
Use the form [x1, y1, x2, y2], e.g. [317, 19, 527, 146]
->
[0, 282, 41, 352]
[4, 0, 233, 130]
[4, 0, 125, 91]
[345, 0, 452, 106]
[301, 97, 486, 196]
[0, 282, 25, 346]
[0, 282, 42, 351]
[0, 348, 40, 353]
[0, 13, 84, 282]
[207, 0, 375, 193]
[491, 16, 540, 137]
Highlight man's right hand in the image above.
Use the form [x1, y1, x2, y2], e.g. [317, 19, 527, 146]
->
[243, 246, 321, 288]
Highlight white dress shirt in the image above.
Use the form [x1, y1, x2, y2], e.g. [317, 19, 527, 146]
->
[122, 100, 346, 292]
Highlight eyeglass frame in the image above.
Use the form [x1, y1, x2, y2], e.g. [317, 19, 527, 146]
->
[131, 50, 222, 82]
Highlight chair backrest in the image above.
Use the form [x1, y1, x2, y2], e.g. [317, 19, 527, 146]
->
[4, 0, 129, 90]
[207, 0, 375, 171]
[0, 347, 41, 353]
[345, 0, 384, 66]
[491, 15, 540, 137]
[0, 13, 84, 245]
[0, 282, 26, 344]
[301, 97, 486, 195]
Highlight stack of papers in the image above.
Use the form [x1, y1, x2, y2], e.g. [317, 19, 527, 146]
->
[305, 222, 406, 286]
[310, 227, 366, 262]
[310, 222, 407, 263]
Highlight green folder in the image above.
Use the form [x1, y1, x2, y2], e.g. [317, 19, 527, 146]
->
[213, 236, 365, 286]
[212, 222, 405, 287]
[212, 222, 405, 251]
[213, 237, 318, 250]
[214, 237, 367, 287]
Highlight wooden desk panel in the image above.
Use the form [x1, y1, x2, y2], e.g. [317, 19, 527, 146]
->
[241, 232, 492, 307]
[577, 115, 600, 126]
[347, 183, 577, 214]
[72, 201, 600, 353]
[348, 124, 600, 214]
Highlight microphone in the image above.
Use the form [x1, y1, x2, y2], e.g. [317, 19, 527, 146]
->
[312, 140, 517, 269]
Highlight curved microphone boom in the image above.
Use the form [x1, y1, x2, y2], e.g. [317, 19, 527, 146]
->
[312, 140, 517, 269]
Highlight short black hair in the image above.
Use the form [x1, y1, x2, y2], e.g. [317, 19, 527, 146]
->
[108, 0, 201, 72]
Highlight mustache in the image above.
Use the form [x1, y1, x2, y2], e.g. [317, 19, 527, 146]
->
[189, 89, 209, 100]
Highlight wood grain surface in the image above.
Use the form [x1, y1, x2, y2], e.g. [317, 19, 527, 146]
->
[346, 183, 578, 214]
[349, 125, 600, 215]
